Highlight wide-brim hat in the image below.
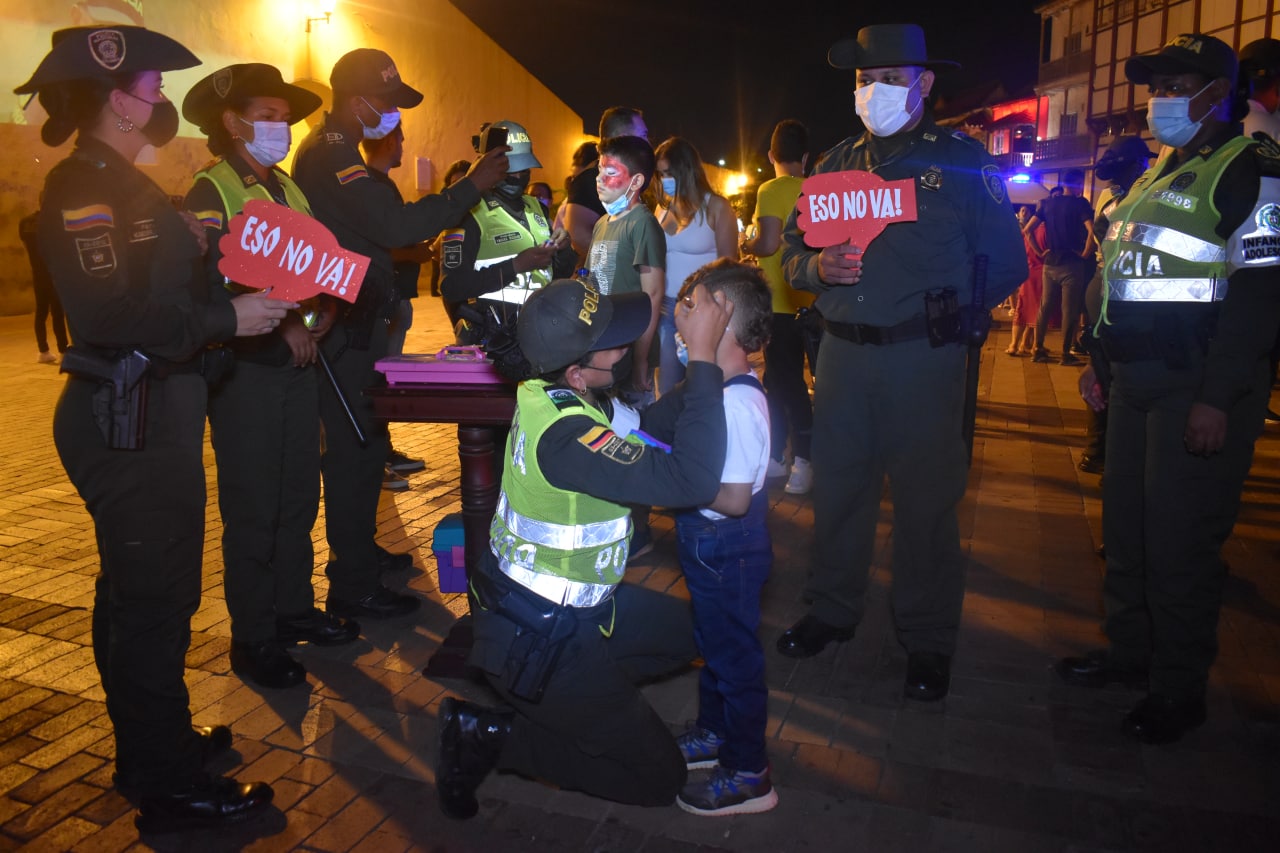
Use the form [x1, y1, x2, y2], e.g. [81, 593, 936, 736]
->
[828, 24, 959, 71]
[1125, 34, 1237, 86]
[329, 48, 423, 108]
[183, 64, 322, 133]
[517, 280, 651, 375]
[14, 25, 199, 94]
[1102, 134, 1157, 162]
[490, 119, 542, 171]
[1241, 38, 1280, 77]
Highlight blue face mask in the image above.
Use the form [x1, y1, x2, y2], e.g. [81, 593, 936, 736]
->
[660, 176, 676, 197]
[602, 189, 632, 217]
[675, 331, 689, 367]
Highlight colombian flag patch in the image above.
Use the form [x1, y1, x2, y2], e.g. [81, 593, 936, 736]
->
[194, 210, 225, 230]
[62, 204, 114, 231]
[577, 426, 616, 452]
[336, 165, 368, 184]
[442, 230, 465, 242]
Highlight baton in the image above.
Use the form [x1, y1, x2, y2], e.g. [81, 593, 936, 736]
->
[962, 254, 989, 465]
[317, 348, 367, 447]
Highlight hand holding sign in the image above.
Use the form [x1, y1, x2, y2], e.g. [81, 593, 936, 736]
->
[217, 199, 368, 304]
[797, 170, 918, 250]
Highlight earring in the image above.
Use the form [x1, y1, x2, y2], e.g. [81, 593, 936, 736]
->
[117, 115, 134, 133]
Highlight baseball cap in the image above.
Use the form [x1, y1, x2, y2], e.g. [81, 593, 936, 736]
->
[15, 26, 199, 94]
[183, 64, 322, 132]
[517, 280, 651, 375]
[1125, 34, 1237, 86]
[329, 48, 423, 108]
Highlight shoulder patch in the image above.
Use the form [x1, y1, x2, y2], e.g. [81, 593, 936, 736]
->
[577, 426, 644, 464]
[981, 165, 1006, 204]
[324, 132, 346, 144]
[545, 387, 583, 410]
[1250, 133, 1280, 177]
[335, 165, 368, 185]
[193, 209, 224, 230]
[76, 234, 116, 277]
[62, 204, 114, 232]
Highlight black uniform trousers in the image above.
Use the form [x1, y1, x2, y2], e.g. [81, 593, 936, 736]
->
[1102, 353, 1270, 700]
[209, 360, 320, 642]
[319, 319, 390, 601]
[806, 335, 969, 654]
[470, 568, 696, 806]
[54, 375, 206, 796]
[764, 312, 813, 463]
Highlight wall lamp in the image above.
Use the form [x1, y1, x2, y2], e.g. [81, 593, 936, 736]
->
[305, 1, 337, 33]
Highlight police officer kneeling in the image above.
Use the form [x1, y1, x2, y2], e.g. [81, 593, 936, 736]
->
[1059, 34, 1280, 744]
[435, 278, 733, 819]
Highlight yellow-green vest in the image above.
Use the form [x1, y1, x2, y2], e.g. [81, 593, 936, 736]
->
[472, 195, 552, 305]
[193, 158, 312, 220]
[1100, 136, 1252, 322]
[489, 380, 637, 605]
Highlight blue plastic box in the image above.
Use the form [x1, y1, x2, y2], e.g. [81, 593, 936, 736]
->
[431, 513, 467, 593]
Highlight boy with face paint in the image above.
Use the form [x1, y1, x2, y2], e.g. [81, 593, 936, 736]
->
[585, 134, 667, 405]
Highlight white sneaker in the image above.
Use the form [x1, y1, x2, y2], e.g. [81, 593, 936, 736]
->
[37, 351, 57, 365]
[766, 458, 788, 479]
[785, 458, 812, 495]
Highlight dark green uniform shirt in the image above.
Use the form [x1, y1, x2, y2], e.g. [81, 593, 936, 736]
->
[781, 117, 1028, 325]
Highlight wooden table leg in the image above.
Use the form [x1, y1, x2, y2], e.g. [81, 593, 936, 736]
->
[456, 423, 501, 575]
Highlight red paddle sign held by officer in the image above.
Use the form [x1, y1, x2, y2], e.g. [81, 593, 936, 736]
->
[796, 170, 918, 285]
[217, 199, 369, 304]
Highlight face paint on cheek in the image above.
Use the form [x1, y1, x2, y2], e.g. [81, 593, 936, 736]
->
[598, 156, 633, 193]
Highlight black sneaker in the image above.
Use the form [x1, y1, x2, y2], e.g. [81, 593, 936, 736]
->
[387, 449, 426, 473]
[676, 765, 778, 816]
[1031, 350, 1052, 363]
[1060, 354, 1083, 367]
[676, 726, 723, 770]
[382, 466, 410, 491]
[326, 585, 421, 619]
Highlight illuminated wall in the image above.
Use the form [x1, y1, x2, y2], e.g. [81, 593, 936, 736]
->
[0, 0, 586, 313]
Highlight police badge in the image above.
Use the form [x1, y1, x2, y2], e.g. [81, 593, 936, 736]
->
[213, 68, 234, 100]
[88, 30, 126, 71]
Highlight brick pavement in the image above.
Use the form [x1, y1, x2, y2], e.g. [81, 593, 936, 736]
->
[0, 301, 1278, 852]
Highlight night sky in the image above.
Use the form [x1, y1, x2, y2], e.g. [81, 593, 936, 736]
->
[449, 0, 1044, 171]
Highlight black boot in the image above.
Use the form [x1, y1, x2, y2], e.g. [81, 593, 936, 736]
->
[230, 640, 306, 689]
[135, 774, 273, 833]
[436, 697, 511, 820]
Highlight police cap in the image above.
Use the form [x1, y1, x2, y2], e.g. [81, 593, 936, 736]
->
[183, 64, 322, 133]
[1125, 34, 1237, 86]
[487, 120, 541, 171]
[1240, 38, 1280, 78]
[517, 280, 651, 375]
[14, 26, 199, 94]
[329, 48, 423, 108]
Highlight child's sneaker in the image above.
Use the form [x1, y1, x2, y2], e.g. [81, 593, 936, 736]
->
[675, 726, 723, 770]
[677, 765, 778, 816]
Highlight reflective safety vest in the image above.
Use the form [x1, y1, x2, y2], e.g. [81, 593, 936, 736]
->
[489, 380, 636, 607]
[193, 158, 312, 220]
[1100, 136, 1252, 321]
[472, 195, 552, 305]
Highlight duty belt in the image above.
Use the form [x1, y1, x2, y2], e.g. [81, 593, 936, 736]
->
[1106, 278, 1227, 303]
[496, 557, 616, 608]
[822, 314, 929, 346]
[496, 492, 630, 550]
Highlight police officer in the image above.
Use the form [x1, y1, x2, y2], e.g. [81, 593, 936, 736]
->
[16, 26, 290, 829]
[440, 120, 576, 341]
[182, 64, 360, 689]
[291, 49, 508, 619]
[434, 278, 733, 820]
[1058, 35, 1280, 744]
[774, 24, 1027, 701]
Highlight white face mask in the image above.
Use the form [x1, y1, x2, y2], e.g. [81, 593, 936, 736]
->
[239, 118, 292, 168]
[855, 77, 921, 137]
[359, 98, 400, 140]
[1146, 82, 1213, 149]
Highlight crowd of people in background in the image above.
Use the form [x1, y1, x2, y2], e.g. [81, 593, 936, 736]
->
[13, 15, 1280, 838]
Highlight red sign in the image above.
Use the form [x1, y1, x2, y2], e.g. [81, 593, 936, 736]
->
[217, 199, 368, 304]
[796, 170, 918, 249]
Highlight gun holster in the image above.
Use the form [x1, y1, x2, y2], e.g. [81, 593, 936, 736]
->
[924, 289, 962, 347]
[471, 567, 577, 702]
[61, 348, 150, 450]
